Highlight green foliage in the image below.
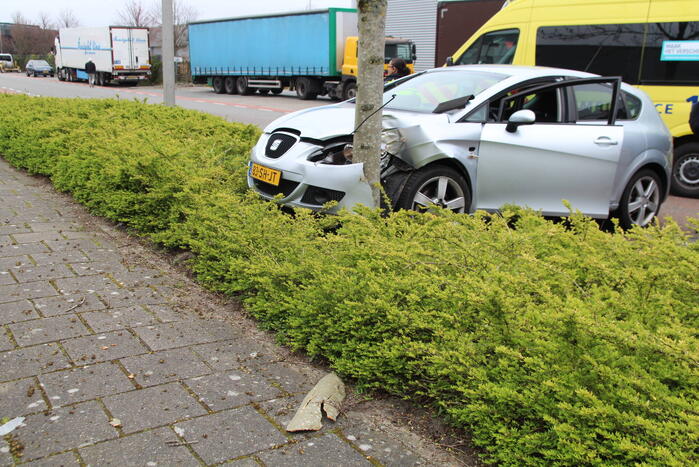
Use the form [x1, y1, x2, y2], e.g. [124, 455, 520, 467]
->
[1, 94, 697, 466]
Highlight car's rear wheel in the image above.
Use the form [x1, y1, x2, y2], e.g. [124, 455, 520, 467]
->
[224, 76, 237, 94]
[396, 165, 470, 213]
[671, 142, 699, 198]
[617, 169, 662, 229]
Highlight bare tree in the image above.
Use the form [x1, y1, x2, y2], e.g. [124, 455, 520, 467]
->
[56, 9, 80, 28]
[11, 11, 33, 25]
[116, 0, 155, 27]
[151, 0, 198, 51]
[353, 0, 387, 207]
[37, 12, 55, 30]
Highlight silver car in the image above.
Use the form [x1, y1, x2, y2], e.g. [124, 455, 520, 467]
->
[248, 65, 672, 228]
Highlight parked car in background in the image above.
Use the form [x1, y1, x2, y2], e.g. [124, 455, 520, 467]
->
[0, 53, 20, 72]
[248, 65, 672, 229]
[25, 60, 54, 77]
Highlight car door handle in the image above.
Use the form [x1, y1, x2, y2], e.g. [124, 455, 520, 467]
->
[593, 136, 618, 146]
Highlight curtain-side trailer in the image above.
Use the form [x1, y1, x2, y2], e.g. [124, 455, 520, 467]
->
[188, 8, 416, 100]
[55, 27, 151, 85]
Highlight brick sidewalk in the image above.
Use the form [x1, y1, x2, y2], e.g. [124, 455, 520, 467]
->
[0, 159, 464, 466]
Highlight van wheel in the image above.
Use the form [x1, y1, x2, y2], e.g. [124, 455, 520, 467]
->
[671, 142, 699, 198]
[617, 169, 662, 229]
[224, 77, 238, 94]
[396, 166, 471, 213]
[212, 77, 226, 94]
[296, 77, 319, 100]
[236, 77, 253, 95]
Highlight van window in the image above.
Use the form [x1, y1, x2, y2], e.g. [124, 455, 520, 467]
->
[640, 22, 699, 85]
[536, 24, 644, 84]
[0, 54, 11, 62]
[456, 29, 518, 65]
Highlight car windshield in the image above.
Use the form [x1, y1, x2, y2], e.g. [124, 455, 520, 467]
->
[33, 61, 50, 67]
[383, 70, 507, 113]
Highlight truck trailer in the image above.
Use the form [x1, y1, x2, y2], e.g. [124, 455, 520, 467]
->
[188, 8, 416, 100]
[55, 27, 151, 85]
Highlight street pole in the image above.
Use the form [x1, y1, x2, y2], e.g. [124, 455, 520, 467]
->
[162, 0, 176, 106]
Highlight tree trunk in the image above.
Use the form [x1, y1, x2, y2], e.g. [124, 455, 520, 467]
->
[353, 0, 387, 208]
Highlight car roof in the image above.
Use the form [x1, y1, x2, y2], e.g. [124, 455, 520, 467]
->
[430, 64, 599, 80]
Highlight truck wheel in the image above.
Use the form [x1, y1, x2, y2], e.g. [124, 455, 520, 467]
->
[224, 77, 238, 94]
[671, 142, 699, 198]
[296, 77, 318, 100]
[236, 77, 253, 95]
[343, 82, 357, 100]
[212, 77, 226, 94]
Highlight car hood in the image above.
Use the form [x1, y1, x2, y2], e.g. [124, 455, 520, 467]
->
[264, 103, 451, 139]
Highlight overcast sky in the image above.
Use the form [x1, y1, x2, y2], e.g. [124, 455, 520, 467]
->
[1, 0, 356, 27]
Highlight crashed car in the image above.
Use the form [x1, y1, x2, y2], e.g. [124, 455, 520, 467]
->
[248, 65, 672, 228]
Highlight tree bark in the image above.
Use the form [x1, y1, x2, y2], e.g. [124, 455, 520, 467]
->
[353, 0, 387, 208]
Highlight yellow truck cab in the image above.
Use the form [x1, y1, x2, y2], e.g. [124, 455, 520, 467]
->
[341, 36, 416, 98]
[447, 0, 699, 197]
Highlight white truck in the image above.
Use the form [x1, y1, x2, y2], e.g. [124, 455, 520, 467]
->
[55, 26, 151, 85]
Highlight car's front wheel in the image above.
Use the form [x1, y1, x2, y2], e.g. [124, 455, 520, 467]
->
[617, 169, 662, 229]
[671, 142, 699, 198]
[396, 165, 471, 213]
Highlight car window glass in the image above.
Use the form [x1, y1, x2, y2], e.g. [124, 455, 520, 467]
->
[641, 21, 699, 85]
[456, 29, 519, 65]
[497, 88, 561, 123]
[385, 43, 413, 62]
[384, 70, 507, 113]
[573, 83, 615, 121]
[621, 91, 642, 120]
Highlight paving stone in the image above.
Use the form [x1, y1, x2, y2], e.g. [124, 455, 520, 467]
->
[0, 269, 16, 285]
[0, 378, 47, 418]
[79, 249, 123, 263]
[0, 328, 16, 351]
[26, 222, 81, 233]
[12, 231, 65, 244]
[0, 343, 71, 382]
[69, 261, 128, 276]
[12, 264, 75, 283]
[0, 254, 33, 270]
[340, 419, 425, 467]
[0, 234, 11, 246]
[0, 224, 31, 235]
[0, 281, 57, 304]
[120, 348, 211, 387]
[53, 275, 119, 295]
[79, 427, 199, 467]
[13, 400, 118, 461]
[61, 330, 148, 364]
[190, 339, 272, 371]
[98, 286, 167, 309]
[61, 231, 100, 240]
[22, 451, 81, 466]
[0, 438, 14, 466]
[10, 315, 89, 346]
[175, 406, 289, 464]
[0, 242, 50, 258]
[80, 306, 159, 333]
[103, 383, 207, 434]
[45, 238, 117, 253]
[133, 321, 220, 351]
[145, 304, 184, 323]
[258, 433, 372, 467]
[39, 362, 134, 407]
[0, 300, 39, 325]
[244, 359, 318, 395]
[30, 250, 90, 266]
[33, 293, 106, 317]
[185, 372, 282, 411]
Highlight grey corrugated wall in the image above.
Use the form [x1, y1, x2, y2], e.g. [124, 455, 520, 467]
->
[386, 0, 438, 71]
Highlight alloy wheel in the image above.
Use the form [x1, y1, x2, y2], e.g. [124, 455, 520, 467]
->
[625, 175, 660, 226]
[411, 176, 467, 213]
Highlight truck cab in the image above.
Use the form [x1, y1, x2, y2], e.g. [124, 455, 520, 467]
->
[340, 36, 416, 98]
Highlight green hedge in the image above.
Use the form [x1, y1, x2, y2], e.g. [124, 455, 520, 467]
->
[1, 95, 697, 466]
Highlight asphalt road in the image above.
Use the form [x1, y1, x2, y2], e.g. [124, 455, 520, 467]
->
[1, 72, 697, 229]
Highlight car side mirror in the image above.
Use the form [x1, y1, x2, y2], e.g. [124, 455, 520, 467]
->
[446, 56, 454, 67]
[505, 109, 536, 133]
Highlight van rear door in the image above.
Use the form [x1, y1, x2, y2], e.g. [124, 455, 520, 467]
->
[110, 28, 149, 70]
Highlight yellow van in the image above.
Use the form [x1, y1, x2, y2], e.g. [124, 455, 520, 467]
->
[447, 0, 699, 198]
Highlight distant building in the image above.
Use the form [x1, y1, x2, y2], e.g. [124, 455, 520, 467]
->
[0, 23, 14, 53]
